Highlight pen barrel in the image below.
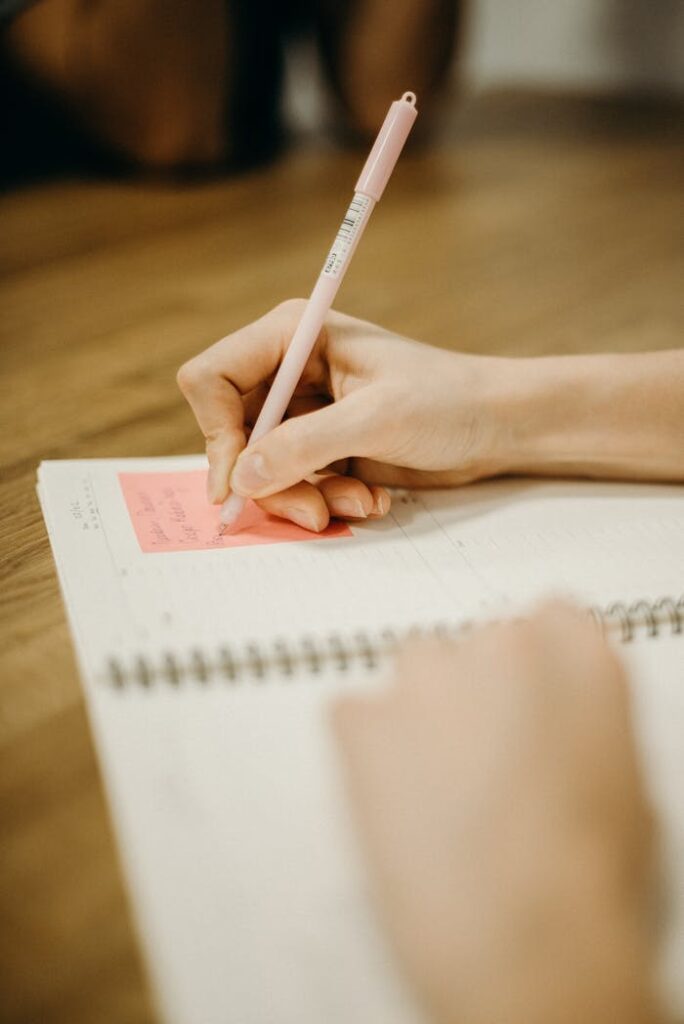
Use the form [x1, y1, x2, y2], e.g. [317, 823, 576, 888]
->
[250, 192, 375, 445]
[247, 90, 419, 448]
[222, 92, 417, 525]
[250, 274, 340, 444]
[355, 92, 418, 202]
[321, 192, 375, 283]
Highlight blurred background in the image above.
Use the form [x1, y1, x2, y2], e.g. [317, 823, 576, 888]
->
[289, 0, 684, 131]
[1, 0, 683, 183]
[1, 3, 682, 1023]
[464, 0, 683, 92]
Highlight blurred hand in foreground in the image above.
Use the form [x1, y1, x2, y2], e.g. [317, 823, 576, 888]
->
[333, 603, 660, 1024]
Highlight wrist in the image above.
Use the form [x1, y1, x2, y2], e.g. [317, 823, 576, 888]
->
[481, 354, 617, 479]
[481, 350, 683, 483]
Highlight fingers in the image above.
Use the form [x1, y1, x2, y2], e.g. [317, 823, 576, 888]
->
[317, 475, 390, 519]
[331, 693, 389, 786]
[256, 481, 331, 533]
[527, 599, 628, 708]
[177, 300, 320, 503]
[229, 389, 386, 499]
[177, 370, 246, 502]
[256, 475, 392, 531]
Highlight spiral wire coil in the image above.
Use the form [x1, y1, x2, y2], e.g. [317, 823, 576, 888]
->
[104, 594, 683, 689]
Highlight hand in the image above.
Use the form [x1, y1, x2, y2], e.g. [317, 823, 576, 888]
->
[332, 603, 659, 1024]
[177, 300, 508, 531]
[178, 306, 684, 531]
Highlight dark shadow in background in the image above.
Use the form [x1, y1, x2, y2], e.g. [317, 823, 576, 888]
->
[0, 58, 125, 189]
[607, 0, 684, 96]
[2, 0, 682, 190]
[0, 0, 288, 191]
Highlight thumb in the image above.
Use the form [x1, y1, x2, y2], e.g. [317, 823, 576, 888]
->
[229, 392, 377, 498]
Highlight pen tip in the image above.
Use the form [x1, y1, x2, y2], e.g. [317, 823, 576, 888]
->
[218, 506, 242, 536]
[219, 492, 245, 533]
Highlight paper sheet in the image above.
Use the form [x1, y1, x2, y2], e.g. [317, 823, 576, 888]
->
[37, 458, 684, 1024]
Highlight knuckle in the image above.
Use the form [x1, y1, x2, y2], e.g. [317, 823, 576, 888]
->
[204, 433, 225, 451]
[176, 358, 203, 395]
[176, 353, 217, 397]
[274, 297, 307, 318]
[270, 299, 309, 338]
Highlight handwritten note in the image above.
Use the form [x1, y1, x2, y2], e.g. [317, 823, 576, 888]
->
[118, 470, 352, 552]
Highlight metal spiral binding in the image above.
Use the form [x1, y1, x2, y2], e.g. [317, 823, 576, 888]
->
[104, 629, 402, 689]
[104, 594, 683, 689]
[591, 594, 683, 644]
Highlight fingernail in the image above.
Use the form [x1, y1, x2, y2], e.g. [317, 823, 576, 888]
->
[231, 452, 271, 496]
[219, 492, 244, 528]
[285, 507, 321, 532]
[372, 492, 387, 515]
[330, 497, 366, 519]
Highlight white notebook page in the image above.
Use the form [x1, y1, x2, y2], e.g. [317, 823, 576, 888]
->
[37, 457, 684, 1024]
[38, 457, 683, 677]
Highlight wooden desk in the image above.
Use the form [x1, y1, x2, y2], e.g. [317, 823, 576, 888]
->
[1, 92, 682, 1024]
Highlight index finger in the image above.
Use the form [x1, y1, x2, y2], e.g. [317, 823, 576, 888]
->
[177, 299, 319, 502]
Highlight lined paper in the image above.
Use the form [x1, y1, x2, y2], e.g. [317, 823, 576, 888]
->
[37, 455, 684, 1024]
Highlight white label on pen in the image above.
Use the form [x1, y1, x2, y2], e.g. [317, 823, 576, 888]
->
[322, 193, 371, 278]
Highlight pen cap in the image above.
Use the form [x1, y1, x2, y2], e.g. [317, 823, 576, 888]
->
[354, 92, 418, 202]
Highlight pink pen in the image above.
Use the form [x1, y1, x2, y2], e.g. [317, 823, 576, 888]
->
[220, 91, 418, 529]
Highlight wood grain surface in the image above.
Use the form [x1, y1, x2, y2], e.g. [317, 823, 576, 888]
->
[1, 91, 682, 1024]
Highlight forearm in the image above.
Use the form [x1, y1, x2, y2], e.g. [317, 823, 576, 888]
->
[488, 350, 684, 483]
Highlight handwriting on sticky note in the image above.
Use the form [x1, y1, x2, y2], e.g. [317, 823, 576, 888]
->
[118, 470, 352, 552]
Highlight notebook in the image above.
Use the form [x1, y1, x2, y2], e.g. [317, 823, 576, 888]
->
[37, 455, 684, 1024]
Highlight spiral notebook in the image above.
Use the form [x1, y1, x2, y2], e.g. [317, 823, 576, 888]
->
[38, 456, 684, 1024]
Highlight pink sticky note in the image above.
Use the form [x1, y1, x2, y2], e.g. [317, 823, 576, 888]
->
[118, 470, 353, 552]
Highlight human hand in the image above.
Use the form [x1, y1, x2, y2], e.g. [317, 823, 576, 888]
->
[178, 307, 684, 530]
[177, 300, 508, 532]
[332, 603, 659, 1024]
